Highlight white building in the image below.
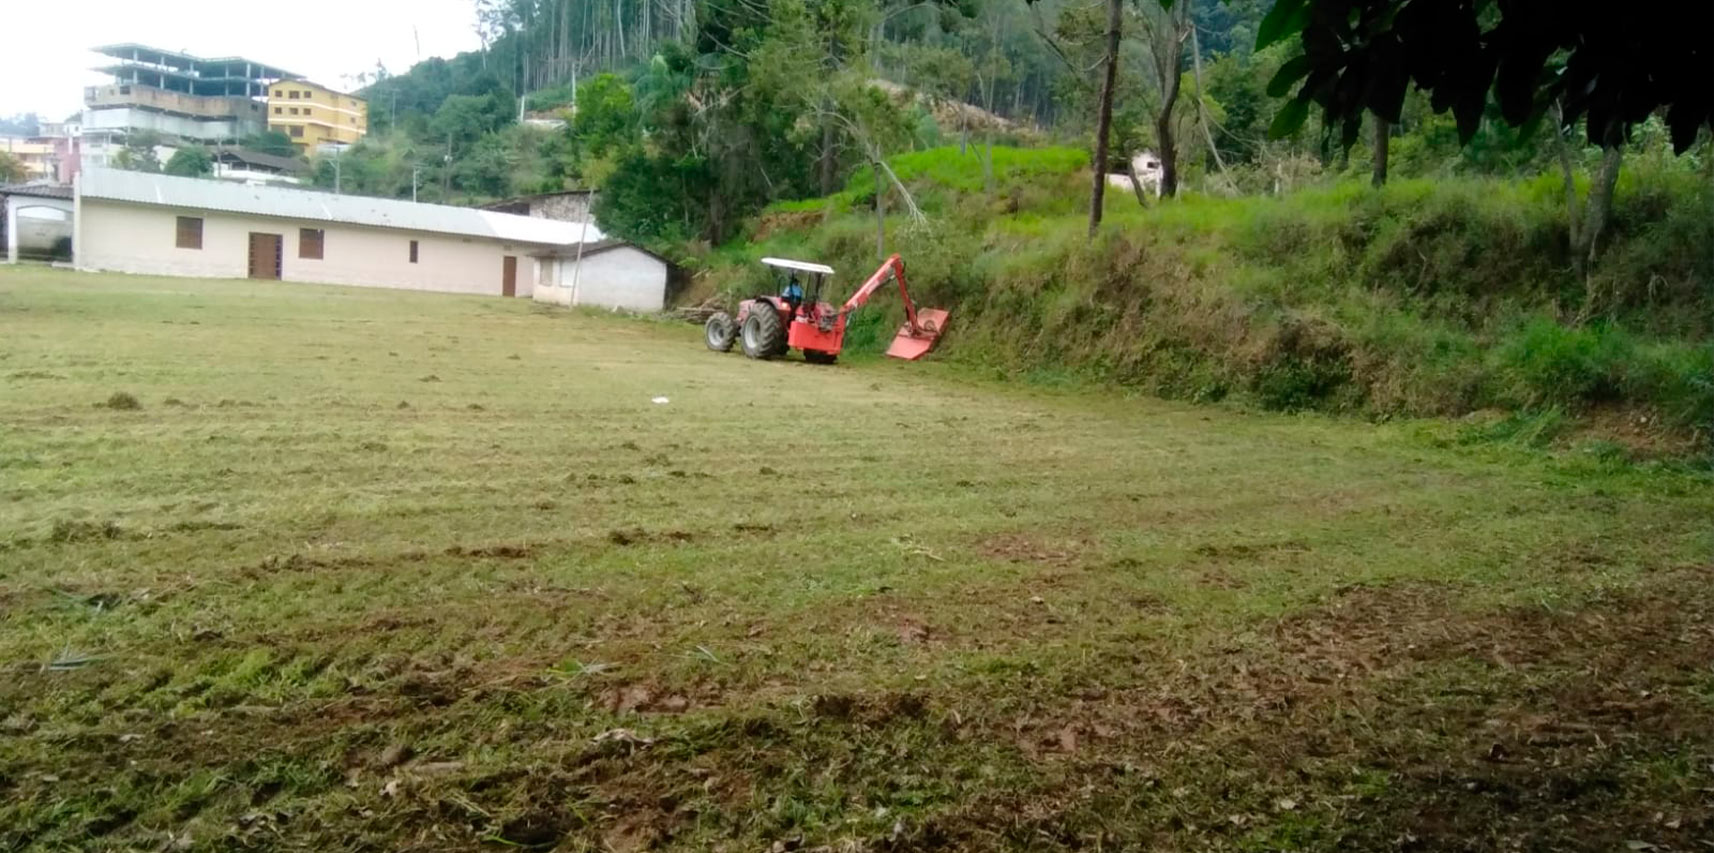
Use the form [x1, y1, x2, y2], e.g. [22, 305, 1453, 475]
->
[1105, 151, 1164, 197]
[57, 169, 673, 310]
[73, 169, 576, 297]
[533, 240, 672, 312]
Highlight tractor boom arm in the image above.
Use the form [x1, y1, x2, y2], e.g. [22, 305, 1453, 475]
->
[842, 253, 923, 332]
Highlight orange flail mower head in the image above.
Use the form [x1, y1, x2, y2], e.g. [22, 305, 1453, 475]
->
[885, 307, 950, 360]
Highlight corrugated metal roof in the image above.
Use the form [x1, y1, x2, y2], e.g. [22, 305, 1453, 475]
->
[79, 169, 580, 246]
[0, 181, 74, 200]
[532, 239, 673, 267]
[211, 146, 307, 174]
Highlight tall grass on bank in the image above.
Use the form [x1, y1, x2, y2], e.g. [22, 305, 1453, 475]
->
[704, 146, 1713, 437]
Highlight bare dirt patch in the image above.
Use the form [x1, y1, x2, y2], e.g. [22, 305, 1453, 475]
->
[977, 533, 1084, 567]
[947, 567, 1714, 850]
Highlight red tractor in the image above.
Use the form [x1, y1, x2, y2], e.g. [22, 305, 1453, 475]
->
[704, 254, 949, 364]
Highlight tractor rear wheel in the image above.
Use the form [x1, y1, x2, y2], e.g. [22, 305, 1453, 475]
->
[803, 349, 838, 365]
[705, 312, 736, 352]
[741, 305, 786, 359]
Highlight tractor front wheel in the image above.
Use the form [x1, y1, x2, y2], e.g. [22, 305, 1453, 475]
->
[741, 305, 786, 359]
[705, 312, 736, 352]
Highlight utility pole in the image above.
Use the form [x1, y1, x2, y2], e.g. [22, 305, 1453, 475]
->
[332, 147, 342, 194]
[569, 191, 594, 306]
[411, 166, 420, 203]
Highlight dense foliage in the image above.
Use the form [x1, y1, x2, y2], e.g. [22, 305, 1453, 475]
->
[327, 0, 1707, 249]
[1260, 0, 1714, 151]
[163, 147, 213, 178]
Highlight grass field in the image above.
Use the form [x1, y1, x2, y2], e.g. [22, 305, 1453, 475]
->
[2, 267, 1712, 852]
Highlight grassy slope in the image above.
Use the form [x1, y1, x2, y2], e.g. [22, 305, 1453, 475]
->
[707, 147, 1713, 442]
[2, 268, 1713, 850]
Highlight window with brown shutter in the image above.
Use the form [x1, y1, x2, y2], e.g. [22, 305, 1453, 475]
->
[299, 228, 324, 259]
[409, 240, 419, 263]
[175, 216, 202, 250]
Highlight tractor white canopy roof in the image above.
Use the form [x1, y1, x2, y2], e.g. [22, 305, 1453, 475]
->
[760, 257, 834, 275]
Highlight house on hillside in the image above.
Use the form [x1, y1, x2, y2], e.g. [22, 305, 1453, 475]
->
[211, 146, 307, 185]
[72, 168, 578, 297]
[481, 189, 599, 234]
[532, 239, 675, 312]
[1105, 151, 1164, 198]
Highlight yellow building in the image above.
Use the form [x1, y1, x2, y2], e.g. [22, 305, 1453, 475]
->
[0, 137, 57, 180]
[267, 80, 367, 151]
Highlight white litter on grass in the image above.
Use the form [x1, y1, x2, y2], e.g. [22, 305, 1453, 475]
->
[651, 396, 670, 404]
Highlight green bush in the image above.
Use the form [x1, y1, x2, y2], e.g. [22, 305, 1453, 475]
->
[1496, 317, 1636, 408]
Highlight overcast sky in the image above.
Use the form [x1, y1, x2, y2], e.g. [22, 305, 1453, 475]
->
[0, 0, 484, 120]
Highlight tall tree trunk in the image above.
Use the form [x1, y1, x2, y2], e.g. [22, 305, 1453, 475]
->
[616, 0, 626, 59]
[1553, 105, 1583, 273]
[1087, 0, 1122, 239]
[820, 118, 837, 196]
[1576, 142, 1624, 318]
[1553, 101, 1625, 320]
[1372, 117, 1390, 187]
[1148, 0, 1187, 198]
[1190, 19, 1228, 183]
[1126, 159, 1151, 208]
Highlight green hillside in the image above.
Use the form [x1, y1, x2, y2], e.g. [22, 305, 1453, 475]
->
[700, 146, 1713, 445]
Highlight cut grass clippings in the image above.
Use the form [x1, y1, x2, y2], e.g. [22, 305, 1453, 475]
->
[0, 267, 1711, 851]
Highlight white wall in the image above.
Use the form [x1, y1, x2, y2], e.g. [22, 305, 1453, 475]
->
[537, 247, 666, 311]
[77, 199, 542, 296]
[82, 107, 257, 142]
[212, 165, 302, 185]
[533, 258, 568, 306]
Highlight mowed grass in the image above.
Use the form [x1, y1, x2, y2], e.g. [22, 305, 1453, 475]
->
[2, 267, 1712, 852]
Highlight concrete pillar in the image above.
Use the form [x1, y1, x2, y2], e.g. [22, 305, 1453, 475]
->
[72, 173, 83, 271]
[4, 196, 17, 265]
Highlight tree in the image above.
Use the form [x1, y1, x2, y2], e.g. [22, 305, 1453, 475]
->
[897, 44, 976, 151]
[1259, 0, 1712, 288]
[432, 93, 511, 150]
[1137, 0, 1193, 198]
[164, 147, 214, 178]
[596, 0, 911, 246]
[0, 151, 24, 183]
[243, 131, 298, 158]
[1259, 0, 1712, 152]
[571, 73, 637, 158]
[0, 113, 40, 137]
[1086, 0, 1122, 238]
[112, 130, 164, 173]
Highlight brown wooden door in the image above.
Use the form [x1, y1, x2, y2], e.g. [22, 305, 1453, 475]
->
[248, 233, 282, 280]
[501, 255, 518, 297]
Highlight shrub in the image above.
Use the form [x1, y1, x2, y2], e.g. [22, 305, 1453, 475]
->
[101, 392, 143, 410]
[1495, 318, 1636, 408]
